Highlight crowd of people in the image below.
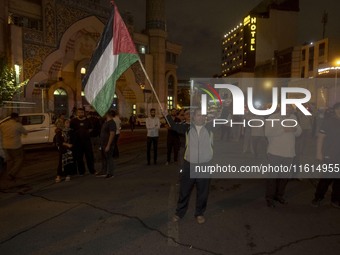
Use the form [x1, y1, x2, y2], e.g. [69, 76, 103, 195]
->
[53, 108, 121, 182]
[0, 102, 339, 225]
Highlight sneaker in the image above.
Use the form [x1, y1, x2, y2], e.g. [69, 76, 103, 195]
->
[65, 176, 71, 182]
[331, 201, 340, 209]
[105, 174, 114, 178]
[55, 176, 62, 183]
[172, 215, 180, 223]
[196, 215, 206, 224]
[311, 198, 322, 207]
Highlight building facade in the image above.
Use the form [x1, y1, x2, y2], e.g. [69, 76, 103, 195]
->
[0, 0, 181, 118]
[221, 0, 299, 78]
[221, 0, 340, 108]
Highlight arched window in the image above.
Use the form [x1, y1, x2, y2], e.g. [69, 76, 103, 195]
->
[167, 75, 175, 110]
[54, 88, 67, 96]
[54, 88, 68, 115]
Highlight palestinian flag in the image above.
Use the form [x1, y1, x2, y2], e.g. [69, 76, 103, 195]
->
[83, 3, 139, 116]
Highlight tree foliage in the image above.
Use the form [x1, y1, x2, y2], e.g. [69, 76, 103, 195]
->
[0, 56, 21, 106]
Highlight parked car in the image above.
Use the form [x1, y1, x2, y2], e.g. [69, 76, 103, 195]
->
[136, 114, 147, 126]
[0, 113, 56, 145]
[135, 114, 167, 127]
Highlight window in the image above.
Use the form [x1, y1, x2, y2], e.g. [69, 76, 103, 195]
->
[301, 49, 306, 61]
[166, 52, 178, 64]
[301, 67, 305, 78]
[10, 14, 42, 31]
[54, 89, 67, 95]
[138, 45, 147, 54]
[309, 47, 314, 59]
[167, 75, 175, 109]
[20, 115, 45, 125]
[308, 59, 314, 71]
[167, 96, 173, 109]
[319, 43, 325, 57]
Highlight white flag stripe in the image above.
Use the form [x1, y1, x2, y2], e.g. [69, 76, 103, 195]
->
[84, 38, 119, 104]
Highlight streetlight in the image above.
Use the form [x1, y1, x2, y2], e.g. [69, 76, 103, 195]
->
[334, 60, 340, 103]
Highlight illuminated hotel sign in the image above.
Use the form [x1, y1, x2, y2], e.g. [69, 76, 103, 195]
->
[243, 15, 256, 69]
[243, 15, 256, 51]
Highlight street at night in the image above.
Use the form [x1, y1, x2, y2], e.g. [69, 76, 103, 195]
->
[1, 0, 340, 254]
[1, 129, 340, 255]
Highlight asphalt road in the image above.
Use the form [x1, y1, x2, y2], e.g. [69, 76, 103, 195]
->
[0, 128, 340, 255]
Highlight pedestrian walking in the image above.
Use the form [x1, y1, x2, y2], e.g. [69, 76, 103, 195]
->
[146, 108, 160, 165]
[0, 112, 28, 180]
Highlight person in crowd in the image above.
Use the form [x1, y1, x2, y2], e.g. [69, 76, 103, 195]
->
[55, 119, 76, 182]
[311, 103, 340, 208]
[55, 113, 66, 129]
[70, 108, 95, 175]
[176, 108, 190, 184]
[88, 111, 102, 162]
[165, 108, 181, 165]
[97, 110, 116, 178]
[251, 111, 267, 158]
[167, 108, 213, 224]
[0, 112, 28, 180]
[113, 110, 121, 158]
[265, 105, 301, 207]
[146, 108, 160, 165]
[70, 106, 77, 119]
[220, 102, 232, 141]
[295, 106, 314, 164]
[129, 114, 136, 132]
[242, 108, 253, 153]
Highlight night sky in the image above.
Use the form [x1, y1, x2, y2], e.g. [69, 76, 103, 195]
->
[114, 0, 340, 79]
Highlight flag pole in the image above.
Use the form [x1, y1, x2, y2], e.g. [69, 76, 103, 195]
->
[137, 59, 172, 126]
[138, 59, 164, 113]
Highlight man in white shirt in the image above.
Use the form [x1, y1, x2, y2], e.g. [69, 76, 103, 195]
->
[265, 105, 301, 207]
[146, 108, 160, 165]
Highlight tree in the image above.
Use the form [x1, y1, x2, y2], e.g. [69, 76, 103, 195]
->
[0, 56, 26, 106]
